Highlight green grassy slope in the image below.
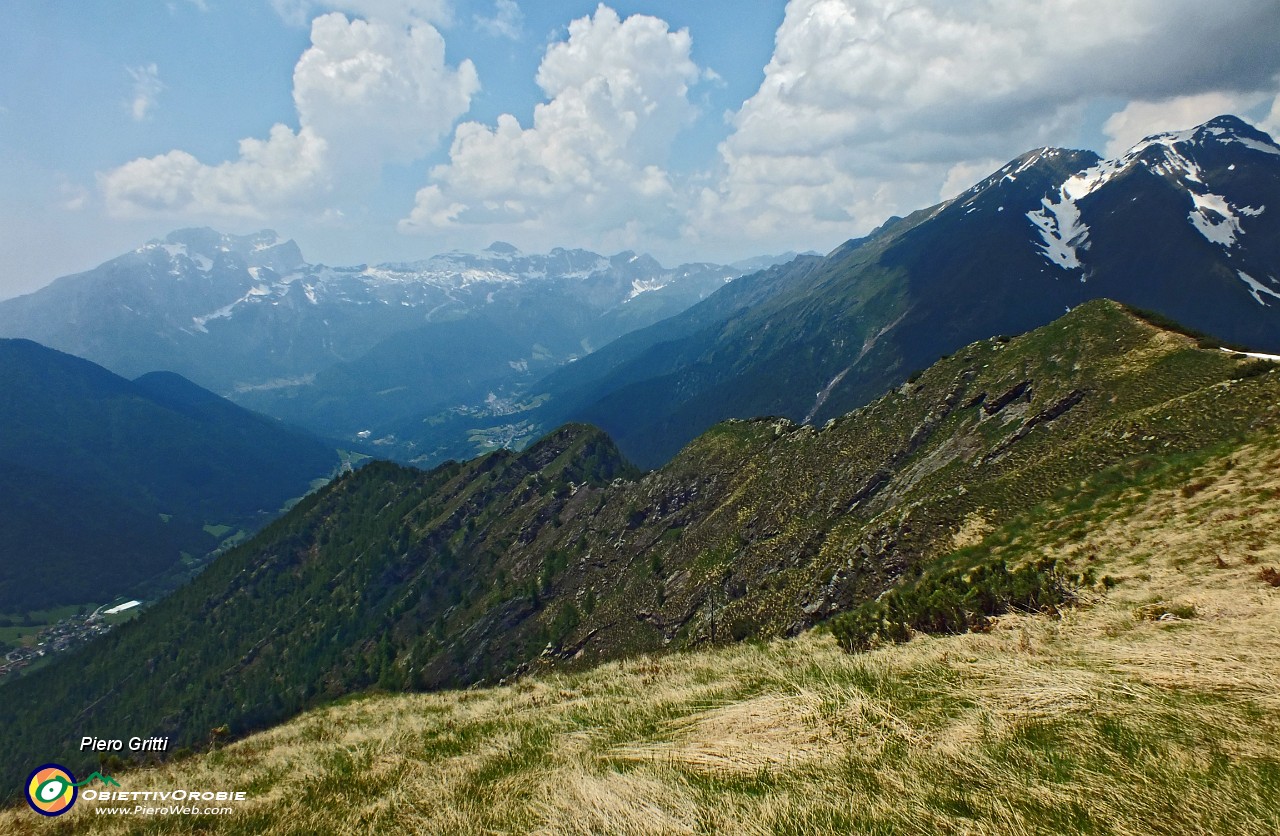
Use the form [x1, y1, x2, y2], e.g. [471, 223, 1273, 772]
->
[3, 300, 1279, 800]
[7, 411, 1279, 834]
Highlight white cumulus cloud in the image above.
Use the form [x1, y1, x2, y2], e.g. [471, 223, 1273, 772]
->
[101, 125, 328, 218]
[400, 4, 699, 251]
[101, 12, 476, 219]
[687, 0, 1280, 257]
[295, 13, 479, 170]
[1262, 97, 1280, 139]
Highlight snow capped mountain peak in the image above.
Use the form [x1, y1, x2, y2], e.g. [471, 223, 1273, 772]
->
[123, 235, 746, 334]
[374, 246, 617, 286]
[134, 228, 303, 276]
[1116, 115, 1280, 178]
[955, 147, 1100, 211]
[1025, 115, 1278, 284]
[1150, 114, 1280, 155]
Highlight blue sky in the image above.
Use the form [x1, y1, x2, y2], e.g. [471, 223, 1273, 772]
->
[2, 0, 1278, 299]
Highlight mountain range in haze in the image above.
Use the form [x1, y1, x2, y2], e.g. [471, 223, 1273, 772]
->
[0, 232, 806, 464]
[0, 114, 1276, 615]
[2, 116, 1276, 472]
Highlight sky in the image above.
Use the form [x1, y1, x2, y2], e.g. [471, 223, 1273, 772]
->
[2, 0, 1279, 300]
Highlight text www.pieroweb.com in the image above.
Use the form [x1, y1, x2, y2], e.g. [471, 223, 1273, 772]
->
[83, 789, 244, 816]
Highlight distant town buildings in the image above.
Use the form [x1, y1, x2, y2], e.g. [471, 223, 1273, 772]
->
[0, 609, 121, 679]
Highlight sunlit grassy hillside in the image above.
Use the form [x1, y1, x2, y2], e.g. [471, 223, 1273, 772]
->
[9, 427, 1280, 835]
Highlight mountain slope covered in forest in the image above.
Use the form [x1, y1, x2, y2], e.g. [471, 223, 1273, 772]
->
[7, 344, 1280, 833]
[3, 301, 1279, 793]
[0, 339, 341, 611]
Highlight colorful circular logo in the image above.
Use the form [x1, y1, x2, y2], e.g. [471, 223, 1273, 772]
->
[25, 764, 77, 817]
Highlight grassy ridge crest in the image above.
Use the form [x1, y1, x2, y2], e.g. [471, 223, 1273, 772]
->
[4, 300, 1280, 805]
[7, 424, 1280, 833]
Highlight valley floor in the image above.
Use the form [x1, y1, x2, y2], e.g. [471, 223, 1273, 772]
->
[8, 439, 1280, 835]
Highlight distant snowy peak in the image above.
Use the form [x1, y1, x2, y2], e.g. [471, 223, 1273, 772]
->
[136, 228, 304, 275]
[129, 229, 753, 303]
[628, 278, 669, 300]
[130, 230, 694, 298]
[372, 247, 617, 287]
[1060, 114, 1276, 202]
[1027, 115, 1279, 280]
[146, 236, 749, 331]
[1167, 114, 1280, 158]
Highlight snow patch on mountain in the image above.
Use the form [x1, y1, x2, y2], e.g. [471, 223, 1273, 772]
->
[363, 251, 614, 288]
[192, 285, 272, 331]
[1221, 347, 1280, 362]
[137, 241, 209, 272]
[1008, 149, 1053, 179]
[1056, 132, 1197, 203]
[1023, 148, 1150, 271]
[1029, 118, 1276, 271]
[1188, 192, 1245, 248]
[1236, 272, 1280, 306]
[1028, 194, 1090, 271]
[1143, 142, 1205, 185]
[628, 278, 669, 300]
[1231, 136, 1280, 157]
[554, 263, 613, 281]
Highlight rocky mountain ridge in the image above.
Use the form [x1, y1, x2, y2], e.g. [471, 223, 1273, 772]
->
[521, 115, 1280, 467]
[5, 300, 1279, 786]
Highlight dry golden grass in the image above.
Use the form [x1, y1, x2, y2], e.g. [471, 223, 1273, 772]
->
[7, 439, 1280, 835]
[950, 511, 994, 551]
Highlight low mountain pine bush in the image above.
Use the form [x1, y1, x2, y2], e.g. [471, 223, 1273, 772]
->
[829, 555, 1084, 652]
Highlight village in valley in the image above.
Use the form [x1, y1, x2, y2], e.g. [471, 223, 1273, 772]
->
[0, 600, 140, 680]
